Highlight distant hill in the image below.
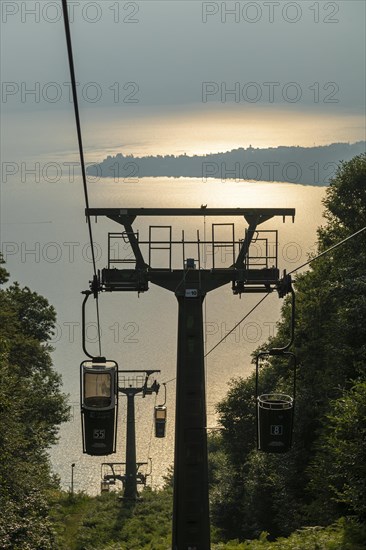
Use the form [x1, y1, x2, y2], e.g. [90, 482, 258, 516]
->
[87, 141, 365, 186]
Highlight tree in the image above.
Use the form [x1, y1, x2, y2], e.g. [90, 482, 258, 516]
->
[211, 153, 366, 539]
[308, 382, 366, 523]
[0, 254, 9, 284]
[0, 255, 70, 549]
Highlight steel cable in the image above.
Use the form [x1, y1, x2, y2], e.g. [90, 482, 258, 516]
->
[61, 0, 102, 355]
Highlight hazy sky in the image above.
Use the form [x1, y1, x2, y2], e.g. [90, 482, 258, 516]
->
[1, 0, 365, 154]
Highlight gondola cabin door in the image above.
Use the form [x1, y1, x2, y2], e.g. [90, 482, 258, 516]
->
[80, 359, 118, 455]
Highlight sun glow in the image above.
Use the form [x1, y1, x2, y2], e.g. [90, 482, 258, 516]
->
[82, 105, 364, 161]
[4, 105, 363, 168]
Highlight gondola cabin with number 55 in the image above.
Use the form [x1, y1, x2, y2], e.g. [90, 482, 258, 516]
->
[80, 358, 118, 456]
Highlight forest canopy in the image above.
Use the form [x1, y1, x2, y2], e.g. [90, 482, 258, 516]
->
[210, 153, 366, 540]
[0, 258, 69, 549]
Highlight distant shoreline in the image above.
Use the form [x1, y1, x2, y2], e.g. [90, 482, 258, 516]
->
[87, 142, 365, 186]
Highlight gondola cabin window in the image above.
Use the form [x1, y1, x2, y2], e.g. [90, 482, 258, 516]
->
[84, 372, 112, 408]
[155, 407, 166, 421]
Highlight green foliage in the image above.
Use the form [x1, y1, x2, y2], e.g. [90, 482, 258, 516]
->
[212, 517, 366, 549]
[50, 488, 173, 550]
[49, 487, 366, 550]
[5, 282, 56, 343]
[321, 153, 366, 236]
[0, 261, 69, 549]
[0, 253, 9, 284]
[210, 154, 366, 540]
[308, 382, 366, 521]
[0, 491, 56, 550]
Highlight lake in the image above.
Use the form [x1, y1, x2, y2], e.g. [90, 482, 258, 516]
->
[0, 177, 326, 494]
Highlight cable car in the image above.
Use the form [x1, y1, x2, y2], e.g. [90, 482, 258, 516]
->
[255, 279, 296, 453]
[80, 358, 118, 456]
[257, 391, 294, 453]
[256, 353, 296, 454]
[154, 405, 167, 438]
[154, 382, 167, 438]
[101, 480, 110, 493]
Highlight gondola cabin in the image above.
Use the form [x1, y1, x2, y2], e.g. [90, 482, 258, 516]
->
[80, 359, 118, 456]
[257, 393, 294, 453]
[154, 405, 167, 438]
[101, 480, 110, 493]
[255, 349, 296, 454]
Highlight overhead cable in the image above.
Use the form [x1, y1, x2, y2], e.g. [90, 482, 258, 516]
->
[204, 293, 270, 357]
[288, 225, 366, 275]
[206, 224, 366, 358]
[61, 0, 102, 355]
